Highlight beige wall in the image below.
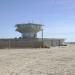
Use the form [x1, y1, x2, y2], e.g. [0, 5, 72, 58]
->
[0, 39, 64, 48]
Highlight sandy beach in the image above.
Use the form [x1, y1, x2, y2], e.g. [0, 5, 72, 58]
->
[0, 45, 75, 75]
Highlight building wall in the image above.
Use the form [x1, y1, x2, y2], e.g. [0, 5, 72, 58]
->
[43, 39, 64, 47]
[0, 38, 64, 48]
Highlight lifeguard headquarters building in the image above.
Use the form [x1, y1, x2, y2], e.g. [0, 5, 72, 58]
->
[0, 23, 64, 48]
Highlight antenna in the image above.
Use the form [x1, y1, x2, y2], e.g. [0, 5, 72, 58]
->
[27, 20, 34, 23]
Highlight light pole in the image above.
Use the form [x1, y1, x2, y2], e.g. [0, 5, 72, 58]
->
[42, 29, 44, 48]
[8, 39, 10, 49]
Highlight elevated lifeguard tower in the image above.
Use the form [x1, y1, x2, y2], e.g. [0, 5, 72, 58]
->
[0, 23, 65, 48]
[16, 23, 43, 39]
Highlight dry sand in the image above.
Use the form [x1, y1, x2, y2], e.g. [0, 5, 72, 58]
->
[0, 45, 75, 75]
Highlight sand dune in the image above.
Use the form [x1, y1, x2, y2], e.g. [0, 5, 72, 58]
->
[0, 45, 75, 75]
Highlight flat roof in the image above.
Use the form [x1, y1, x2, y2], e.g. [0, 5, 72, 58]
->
[16, 23, 44, 26]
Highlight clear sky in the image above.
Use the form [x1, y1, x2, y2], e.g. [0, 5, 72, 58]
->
[0, 0, 75, 42]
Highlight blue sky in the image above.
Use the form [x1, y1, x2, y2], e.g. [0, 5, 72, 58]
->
[0, 0, 75, 42]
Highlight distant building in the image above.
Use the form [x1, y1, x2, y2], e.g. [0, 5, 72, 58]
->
[0, 23, 65, 48]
